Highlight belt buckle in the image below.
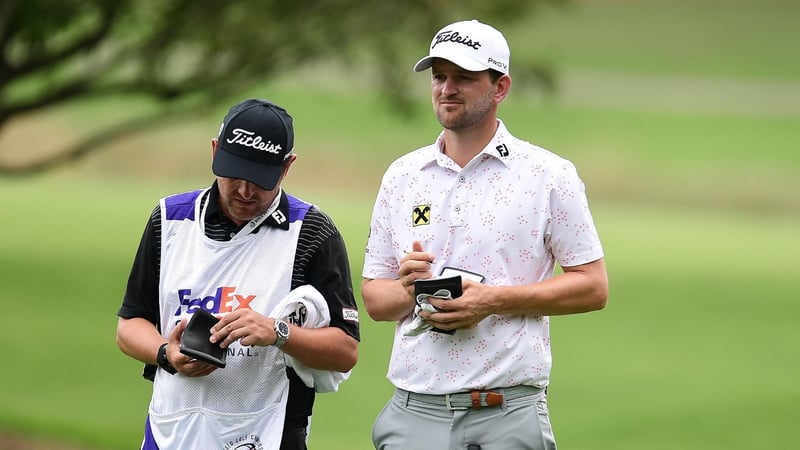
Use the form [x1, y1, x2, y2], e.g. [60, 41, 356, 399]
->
[444, 393, 469, 410]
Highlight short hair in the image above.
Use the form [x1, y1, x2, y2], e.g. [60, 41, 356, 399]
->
[488, 69, 504, 84]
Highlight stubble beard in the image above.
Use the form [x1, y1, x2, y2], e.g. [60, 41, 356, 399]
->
[435, 90, 495, 131]
[222, 197, 266, 226]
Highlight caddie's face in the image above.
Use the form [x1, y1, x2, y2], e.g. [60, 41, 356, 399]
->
[216, 176, 279, 226]
[430, 59, 497, 131]
[210, 140, 295, 226]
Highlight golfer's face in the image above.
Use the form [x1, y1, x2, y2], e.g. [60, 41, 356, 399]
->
[431, 59, 496, 131]
[216, 177, 278, 226]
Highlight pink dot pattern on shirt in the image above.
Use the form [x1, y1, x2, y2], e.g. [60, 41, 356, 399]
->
[365, 122, 602, 393]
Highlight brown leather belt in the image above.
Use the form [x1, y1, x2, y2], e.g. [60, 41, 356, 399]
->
[398, 385, 543, 410]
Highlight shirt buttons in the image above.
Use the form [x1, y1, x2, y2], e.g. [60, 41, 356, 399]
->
[229, 232, 236, 238]
[458, 175, 467, 183]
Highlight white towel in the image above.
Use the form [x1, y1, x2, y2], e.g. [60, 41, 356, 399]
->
[270, 285, 351, 393]
[401, 289, 454, 336]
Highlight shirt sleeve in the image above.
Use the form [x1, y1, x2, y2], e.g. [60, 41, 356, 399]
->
[362, 173, 400, 280]
[545, 161, 605, 267]
[117, 205, 161, 325]
[299, 208, 361, 342]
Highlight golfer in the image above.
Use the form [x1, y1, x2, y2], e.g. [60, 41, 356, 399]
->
[362, 20, 608, 449]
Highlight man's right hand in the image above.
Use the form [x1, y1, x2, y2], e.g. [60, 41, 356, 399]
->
[398, 240, 435, 298]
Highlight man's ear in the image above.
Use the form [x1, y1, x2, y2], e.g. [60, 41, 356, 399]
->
[494, 74, 512, 104]
[211, 138, 218, 159]
[281, 154, 298, 178]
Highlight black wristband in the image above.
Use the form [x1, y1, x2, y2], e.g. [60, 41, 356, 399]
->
[157, 343, 177, 375]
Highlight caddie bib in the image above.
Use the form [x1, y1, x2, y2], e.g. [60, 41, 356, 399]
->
[147, 189, 311, 450]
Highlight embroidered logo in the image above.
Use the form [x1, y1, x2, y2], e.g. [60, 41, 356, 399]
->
[342, 308, 359, 323]
[227, 128, 282, 155]
[496, 143, 509, 157]
[286, 304, 308, 327]
[488, 57, 507, 71]
[432, 29, 481, 51]
[413, 204, 431, 226]
[270, 209, 287, 225]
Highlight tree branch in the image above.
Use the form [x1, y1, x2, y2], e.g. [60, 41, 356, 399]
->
[3, 2, 122, 82]
[0, 108, 193, 176]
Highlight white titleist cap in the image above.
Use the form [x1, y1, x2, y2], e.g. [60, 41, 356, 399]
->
[413, 19, 510, 74]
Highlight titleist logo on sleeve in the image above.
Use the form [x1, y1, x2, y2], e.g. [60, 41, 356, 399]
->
[432, 30, 481, 50]
[227, 128, 282, 154]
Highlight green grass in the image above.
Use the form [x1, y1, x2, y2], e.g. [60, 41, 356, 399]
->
[522, 0, 800, 80]
[1, 0, 799, 448]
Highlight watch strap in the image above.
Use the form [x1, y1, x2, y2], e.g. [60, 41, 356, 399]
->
[157, 342, 177, 375]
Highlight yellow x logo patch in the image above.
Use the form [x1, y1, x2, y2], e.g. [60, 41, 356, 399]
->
[412, 204, 431, 226]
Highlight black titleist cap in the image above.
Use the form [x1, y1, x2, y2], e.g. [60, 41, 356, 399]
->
[213, 98, 294, 190]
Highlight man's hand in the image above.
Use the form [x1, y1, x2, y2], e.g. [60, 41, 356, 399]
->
[210, 309, 277, 349]
[419, 280, 492, 331]
[398, 240, 435, 298]
[167, 319, 218, 377]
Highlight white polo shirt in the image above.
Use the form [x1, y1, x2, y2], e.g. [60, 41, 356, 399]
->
[363, 120, 604, 394]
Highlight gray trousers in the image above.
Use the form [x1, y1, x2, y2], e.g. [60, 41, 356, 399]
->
[372, 388, 557, 450]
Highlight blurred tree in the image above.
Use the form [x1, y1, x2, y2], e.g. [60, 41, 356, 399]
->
[0, 0, 562, 174]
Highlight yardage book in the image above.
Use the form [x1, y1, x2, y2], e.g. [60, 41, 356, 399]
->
[180, 308, 227, 368]
[414, 275, 463, 300]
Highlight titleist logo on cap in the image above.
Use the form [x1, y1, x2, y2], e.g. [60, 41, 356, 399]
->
[227, 128, 282, 155]
[432, 30, 481, 50]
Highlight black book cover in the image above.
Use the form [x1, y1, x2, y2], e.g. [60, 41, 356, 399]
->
[180, 309, 227, 368]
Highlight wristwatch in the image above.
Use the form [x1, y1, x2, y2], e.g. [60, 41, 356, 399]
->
[272, 319, 290, 348]
[157, 343, 177, 375]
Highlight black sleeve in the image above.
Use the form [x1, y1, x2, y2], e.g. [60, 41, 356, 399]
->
[299, 207, 360, 342]
[117, 205, 161, 326]
[284, 206, 361, 429]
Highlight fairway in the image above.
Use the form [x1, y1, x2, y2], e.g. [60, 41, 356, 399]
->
[1, 0, 799, 449]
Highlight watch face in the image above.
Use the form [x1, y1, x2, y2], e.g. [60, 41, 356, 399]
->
[277, 321, 290, 336]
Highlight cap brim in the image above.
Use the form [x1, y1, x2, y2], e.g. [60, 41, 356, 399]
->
[412, 56, 435, 72]
[412, 54, 490, 73]
[212, 147, 284, 191]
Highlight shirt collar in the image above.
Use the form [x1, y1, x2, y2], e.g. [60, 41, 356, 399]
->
[429, 119, 512, 169]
